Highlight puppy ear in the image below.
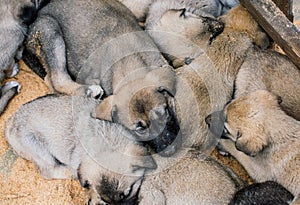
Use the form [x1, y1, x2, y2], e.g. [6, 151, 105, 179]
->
[146, 66, 176, 96]
[126, 144, 157, 172]
[93, 96, 115, 121]
[157, 86, 177, 116]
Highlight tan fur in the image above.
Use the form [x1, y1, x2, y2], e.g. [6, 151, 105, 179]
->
[139, 151, 244, 205]
[217, 90, 300, 196]
[94, 65, 179, 156]
[148, 5, 269, 152]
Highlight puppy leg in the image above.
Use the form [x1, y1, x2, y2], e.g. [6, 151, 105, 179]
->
[0, 81, 20, 114]
[5, 124, 69, 179]
[26, 16, 103, 98]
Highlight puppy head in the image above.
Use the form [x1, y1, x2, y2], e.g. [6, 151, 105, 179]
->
[79, 143, 156, 205]
[147, 8, 224, 45]
[94, 67, 181, 156]
[220, 5, 270, 49]
[222, 90, 282, 156]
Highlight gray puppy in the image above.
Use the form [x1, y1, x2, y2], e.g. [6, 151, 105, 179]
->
[24, 0, 179, 156]
[5, 94, 157, 205]
[6, 95, 244, 205]
[0, 0, 48, 114]
[138, 150, 245, 205]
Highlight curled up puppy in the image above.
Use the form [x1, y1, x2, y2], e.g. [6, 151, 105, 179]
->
[206, 90, 300, 197]
[5, 95, 157, 204]
[5, 94, 245, 204]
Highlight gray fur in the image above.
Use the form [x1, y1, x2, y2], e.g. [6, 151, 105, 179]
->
[0, 0, 47, 114]
[24, 0, 179, 155]
[5, 94, 244, 204]
[5, 94, 157, 204]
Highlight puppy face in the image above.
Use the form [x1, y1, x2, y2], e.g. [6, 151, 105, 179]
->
[78, 144, 156, 205]
[207, 90, 281, 156]
[94, 67, 180, 156]
[95, 87, 181, 157]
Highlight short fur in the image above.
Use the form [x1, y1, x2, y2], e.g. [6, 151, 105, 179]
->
[117, 0, 155, 22]
[0, 0, 48, 114]
[23, 0, 179, 156]
[5, 95, 157, 205]
[138, 150, 245, 205]
[6, 94, 244, 204]
[207, 90, 300, 196]
[229, 181, 294, 205]
[144, 5, 269, 152]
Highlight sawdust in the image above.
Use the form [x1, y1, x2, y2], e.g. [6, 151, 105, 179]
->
[0, 61, 251, 204]
[0, 61, 86, 205]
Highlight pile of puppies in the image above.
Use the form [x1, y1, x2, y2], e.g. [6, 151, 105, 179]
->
[1, 0, 300, 204]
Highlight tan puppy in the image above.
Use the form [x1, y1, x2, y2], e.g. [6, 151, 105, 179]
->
[138, 150, 245, 205]
[5, 95, 156, 204]
[144, 5, 269, 153]
[207, 90, 300, 196]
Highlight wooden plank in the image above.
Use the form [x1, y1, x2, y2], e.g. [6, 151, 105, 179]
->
[240, 0, 300, 69]
[272, 0, 293, 21]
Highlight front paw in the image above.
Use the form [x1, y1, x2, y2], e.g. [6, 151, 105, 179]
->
[86, 85, 104, 99]
[75, 85, 104, 100]
[2, 81, 21, 94]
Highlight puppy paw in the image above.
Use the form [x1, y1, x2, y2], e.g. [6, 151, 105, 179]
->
[86, 85, 104, 99]
[2, 81, 21, 94]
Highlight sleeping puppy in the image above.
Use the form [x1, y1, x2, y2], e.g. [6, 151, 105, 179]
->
[5, 94, 156, 205]
[206, 90, 300, 196]
[6, 94, 245, 204]
[0, 0, 48, 114]
[23, 0, 179, 156]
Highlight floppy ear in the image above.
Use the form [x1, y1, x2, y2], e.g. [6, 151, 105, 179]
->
[157, 86, 176, 115]
[93, 95, 115, 121]
[146, 66, 177, 96]
[125, 144, 157, 172]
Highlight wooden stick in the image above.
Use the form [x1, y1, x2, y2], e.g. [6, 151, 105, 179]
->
[240, 0, 300, 69]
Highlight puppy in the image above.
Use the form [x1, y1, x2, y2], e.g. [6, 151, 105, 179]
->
[0, 0, 48, 114]
[143, 5, 268, 153]
[229, 181, 294, 205]
[5, 94, 157, 205]
[145, 0, 225, 68]
[23, 0, 179, 156]
[206, 90, 300, 196]
[138, 150, 245, 205]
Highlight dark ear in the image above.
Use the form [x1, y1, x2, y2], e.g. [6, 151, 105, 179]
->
[17, 2, 37, 25]
[157, 86, 176, 115]
[93, 96, 114, 121]
[33, 0, 51, 10]
[277, 96, 283, 105]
